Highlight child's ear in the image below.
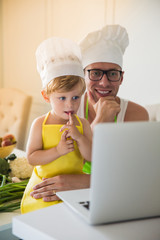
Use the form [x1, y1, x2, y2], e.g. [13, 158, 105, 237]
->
[41, 90, 50, 103]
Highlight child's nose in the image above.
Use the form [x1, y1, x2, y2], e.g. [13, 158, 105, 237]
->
[66, 100, 73, 108]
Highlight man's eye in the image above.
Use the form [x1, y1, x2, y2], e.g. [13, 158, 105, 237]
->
[59, 97, 66, 100]
[72, 96, 79, 100]
[110, 71, 117, 76]
[92, 71, 101, 76]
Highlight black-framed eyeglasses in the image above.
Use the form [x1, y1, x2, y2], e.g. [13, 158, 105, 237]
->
[87, 69, 123, 82]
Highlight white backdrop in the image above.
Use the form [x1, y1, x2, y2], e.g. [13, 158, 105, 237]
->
[0, 0, 160, 148]
[115, 0, 160, 106]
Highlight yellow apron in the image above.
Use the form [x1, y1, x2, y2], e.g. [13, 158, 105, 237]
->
[21, 112, 84, 214]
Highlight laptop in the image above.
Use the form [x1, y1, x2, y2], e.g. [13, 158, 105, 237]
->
[57, 121, 160, 225]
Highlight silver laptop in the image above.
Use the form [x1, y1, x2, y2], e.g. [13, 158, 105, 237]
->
[57, 122, 160, 225]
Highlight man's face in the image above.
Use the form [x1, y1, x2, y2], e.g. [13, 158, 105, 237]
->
[85, 62, 124, 103]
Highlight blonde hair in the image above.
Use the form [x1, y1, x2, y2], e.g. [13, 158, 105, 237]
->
[44, 75, 86, 95]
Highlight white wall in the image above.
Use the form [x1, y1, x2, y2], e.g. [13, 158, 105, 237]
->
[1, 0, 108, 95]
[1, 0, 159, 106]
[115, 0, 160, 106]
[0, 0, 160, 148]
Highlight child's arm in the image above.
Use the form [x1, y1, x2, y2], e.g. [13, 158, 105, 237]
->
[27, 116, 74, 166]
[60, 114, 92, 161]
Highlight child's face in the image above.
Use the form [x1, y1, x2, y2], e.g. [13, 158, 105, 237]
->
[49, 82, 82, 120]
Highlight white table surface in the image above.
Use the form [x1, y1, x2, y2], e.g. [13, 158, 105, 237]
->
[0, 148, 26, 226]
[4, 148, 160, 239]
[12, 202, 160, 240]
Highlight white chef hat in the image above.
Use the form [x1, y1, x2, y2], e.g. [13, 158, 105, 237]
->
[79, 24, 129, 69]
[36, 37, 84, 88]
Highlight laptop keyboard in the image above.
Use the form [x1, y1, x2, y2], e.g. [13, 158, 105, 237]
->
[79, 201, 90, 210]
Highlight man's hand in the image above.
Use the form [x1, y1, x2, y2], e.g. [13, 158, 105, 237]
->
[30, 174, 90, 202]
[88, 91, 120, 123]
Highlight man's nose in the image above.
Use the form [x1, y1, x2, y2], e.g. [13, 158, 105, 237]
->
[99, 73, 110, 86]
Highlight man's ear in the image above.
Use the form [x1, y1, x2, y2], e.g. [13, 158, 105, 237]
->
[41, 90, 50, 102]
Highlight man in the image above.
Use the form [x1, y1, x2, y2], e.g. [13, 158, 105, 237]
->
[30, 25, 148, 202]
[77, 24, 149, 126]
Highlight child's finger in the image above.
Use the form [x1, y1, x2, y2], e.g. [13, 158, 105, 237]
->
[67, 140, 74, 149]
[66, 131, 71, 139]
[60, 125, 68, 132]
[61, 130, 68, 141]
[66, 139, 73, 144]
[69, 112, 73, 125]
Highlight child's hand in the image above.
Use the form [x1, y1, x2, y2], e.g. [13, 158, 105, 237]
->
[56, 130, 74, 156]
[60, 113, 81, 141]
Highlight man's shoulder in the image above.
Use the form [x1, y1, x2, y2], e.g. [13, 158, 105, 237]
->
[125, 101, 149, 121]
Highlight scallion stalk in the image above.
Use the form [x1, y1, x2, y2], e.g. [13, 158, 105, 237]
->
[0, 179, 28, 212]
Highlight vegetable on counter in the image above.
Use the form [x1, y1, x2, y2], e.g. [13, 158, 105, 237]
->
[0, 153, 32, 212]
[0, 153, 16, 175]
[0, 153, 33, 179]
[0, 176, 28, 212]
[9, 156, 33, 179]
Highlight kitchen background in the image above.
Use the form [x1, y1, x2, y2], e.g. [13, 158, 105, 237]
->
[0, 0, 160, 148]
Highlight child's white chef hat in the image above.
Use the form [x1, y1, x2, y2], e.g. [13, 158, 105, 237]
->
[79, 24, 129, 69]
[36, 37, 84, 88]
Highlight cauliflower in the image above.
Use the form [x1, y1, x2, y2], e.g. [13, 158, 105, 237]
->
[9, 157, 33, 179]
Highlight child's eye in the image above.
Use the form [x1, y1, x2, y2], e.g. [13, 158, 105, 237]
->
[59, 97, 66, 100]
[72, 96, 79, 100]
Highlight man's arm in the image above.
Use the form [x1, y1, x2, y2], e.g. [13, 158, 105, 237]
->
[124, 101, 149, 121]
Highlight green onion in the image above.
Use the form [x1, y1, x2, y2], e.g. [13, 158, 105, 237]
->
[0, 179, 28, 212]
[0, 174, 6, 187]
[0, 201, 21, 212]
